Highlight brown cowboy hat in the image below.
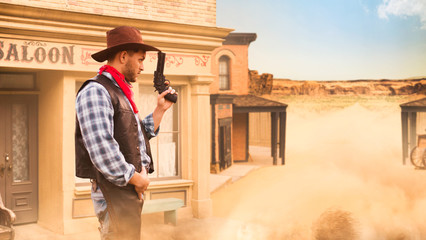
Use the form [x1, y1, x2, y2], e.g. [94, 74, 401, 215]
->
[92, 26, 160, 62]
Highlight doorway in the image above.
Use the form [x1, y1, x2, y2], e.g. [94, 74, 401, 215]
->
[218, 118, 232, 170]
[0, 95, 38, 224]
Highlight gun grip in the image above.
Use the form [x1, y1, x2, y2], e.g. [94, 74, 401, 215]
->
[165, 93, 177, 103]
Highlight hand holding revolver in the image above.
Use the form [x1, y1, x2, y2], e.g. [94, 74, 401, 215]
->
[153, 51, 178, 103]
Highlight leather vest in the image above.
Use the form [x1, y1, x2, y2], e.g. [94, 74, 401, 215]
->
[75, 74, 154, 179]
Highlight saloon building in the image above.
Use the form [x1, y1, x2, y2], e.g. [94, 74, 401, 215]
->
[0, 0, 231, 234]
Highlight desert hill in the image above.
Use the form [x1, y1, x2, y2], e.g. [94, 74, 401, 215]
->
[248, 70, 426, 96]
[272, 78, 426, 96]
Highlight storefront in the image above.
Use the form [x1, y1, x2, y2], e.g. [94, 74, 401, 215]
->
[0, 1, 231, 234]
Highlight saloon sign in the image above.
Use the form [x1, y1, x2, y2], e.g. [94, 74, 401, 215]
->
[0, 38, 103, 71]
[0, 41, 74, 64]
[0, 38, 211, 74]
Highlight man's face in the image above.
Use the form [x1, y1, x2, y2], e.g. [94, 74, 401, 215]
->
[123, 50, 146, 83]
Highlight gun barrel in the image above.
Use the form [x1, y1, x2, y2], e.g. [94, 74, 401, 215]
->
[156, 52, 166, 74]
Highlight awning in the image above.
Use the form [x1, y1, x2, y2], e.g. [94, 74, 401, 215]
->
[232, 95, 287, 113]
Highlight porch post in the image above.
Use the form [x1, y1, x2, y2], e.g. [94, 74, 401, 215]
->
[279, 111, 286, 165]
[409, 112, 417, 153]
[401, 111, 408, 164]
[271, 112, 278, 165]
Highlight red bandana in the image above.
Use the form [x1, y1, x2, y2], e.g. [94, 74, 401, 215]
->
[99, 65, 139, 113]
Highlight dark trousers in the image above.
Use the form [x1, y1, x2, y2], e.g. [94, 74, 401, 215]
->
[94, 172, 144, 240]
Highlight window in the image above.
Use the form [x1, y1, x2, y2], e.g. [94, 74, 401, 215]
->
[219, 55, 230, 90]
[139, 85, 181, 180]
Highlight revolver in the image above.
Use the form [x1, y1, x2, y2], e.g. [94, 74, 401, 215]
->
[153, 51, 177, 103]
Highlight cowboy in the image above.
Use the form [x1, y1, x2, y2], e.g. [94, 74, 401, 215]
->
[75, 26, 175, 240]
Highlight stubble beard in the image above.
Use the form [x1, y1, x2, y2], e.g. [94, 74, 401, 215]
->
[124, 61, 137, 83]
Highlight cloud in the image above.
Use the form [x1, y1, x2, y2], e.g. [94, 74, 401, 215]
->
[358, 0, 371, 14]
[378, 0, 426, 29]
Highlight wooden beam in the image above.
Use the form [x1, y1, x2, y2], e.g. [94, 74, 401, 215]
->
[279, 112, 286, 165]
[271, 112, 278, 165]
[409, 112, 417, 154]
[246, 113, 249, 162]
[401, 112, 408, 164]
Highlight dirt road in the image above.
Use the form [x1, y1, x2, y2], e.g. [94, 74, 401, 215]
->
[210, 99, 426, 239]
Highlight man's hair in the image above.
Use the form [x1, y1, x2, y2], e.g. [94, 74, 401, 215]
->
[107, 47, 145, 62]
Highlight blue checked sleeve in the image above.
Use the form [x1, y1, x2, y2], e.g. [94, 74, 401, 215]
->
[141, 113, 159, 139]
[76, 82, 135, 186]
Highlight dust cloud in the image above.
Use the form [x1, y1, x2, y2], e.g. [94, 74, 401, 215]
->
[138, 97, 426, 240]
[210, 99, 426, 240]
[13, 97, 425, 240]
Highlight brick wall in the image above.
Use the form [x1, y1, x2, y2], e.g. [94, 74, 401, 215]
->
[3, 0, 216, 27]
[232, 112, 247, 161]
[210, 44, 250, 95]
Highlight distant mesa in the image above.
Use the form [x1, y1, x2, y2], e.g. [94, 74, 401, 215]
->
[248, 70, 426, 96]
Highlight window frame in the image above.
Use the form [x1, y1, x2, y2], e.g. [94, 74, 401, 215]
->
[218, 55, 231, 91]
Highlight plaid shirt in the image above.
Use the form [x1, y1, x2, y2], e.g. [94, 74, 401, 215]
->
[76, 72, 157, 186]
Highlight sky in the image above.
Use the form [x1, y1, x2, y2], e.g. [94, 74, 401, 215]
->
[216, 0, 426, 80]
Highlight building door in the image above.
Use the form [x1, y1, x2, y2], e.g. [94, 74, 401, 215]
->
[218, 118, 232, 170]
[0, 95, 38, 224]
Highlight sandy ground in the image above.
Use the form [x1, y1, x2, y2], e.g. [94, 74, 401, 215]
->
[140, 96, 426, 240]
[15, 95, 426, 240]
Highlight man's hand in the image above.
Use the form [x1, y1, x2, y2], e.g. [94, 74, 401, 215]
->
[153, 86, 176, 131]
[128, 167, 150, 200]
[157, 86, 176, 111]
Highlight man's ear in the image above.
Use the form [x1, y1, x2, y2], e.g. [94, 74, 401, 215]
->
[118, 50, 127, 64]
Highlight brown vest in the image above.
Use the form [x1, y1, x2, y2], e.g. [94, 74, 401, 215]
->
[75, 74, 153, 240]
